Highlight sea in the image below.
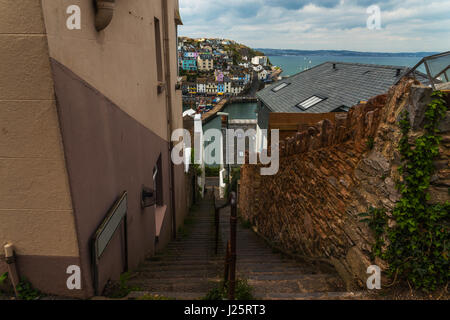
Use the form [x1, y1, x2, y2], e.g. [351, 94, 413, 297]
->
[268, 55, 426, 77]
[203, 102, 258, 130]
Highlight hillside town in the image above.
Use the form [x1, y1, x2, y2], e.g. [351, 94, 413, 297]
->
[178, 37, 281, 113]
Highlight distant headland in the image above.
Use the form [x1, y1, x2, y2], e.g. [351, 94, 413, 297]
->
[256, 49, 439, 58]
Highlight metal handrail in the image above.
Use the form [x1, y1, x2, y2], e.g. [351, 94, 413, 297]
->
[214, 194, 230, 255]
[213, 191, 238, 300]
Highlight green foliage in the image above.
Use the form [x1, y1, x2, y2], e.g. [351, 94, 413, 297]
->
[106, 272, 141, 299]
[0, 272, 8, 284]
[137, 294, 174, 300]
[239, 217, 252, 229]
[177, 210, 197, 240]
[203, 286, 224, 300]
[234, 279, 254, 300]
[16, 278, 41, 300]
[366, 136, 375, 150]
[205, 166, 220, 177]
[203, 279, 254, 300]
[361, 91, 449, 292]
[190, 148, 203, 177]
[230, 167, 241, 193]
[358, 207, 387, 259]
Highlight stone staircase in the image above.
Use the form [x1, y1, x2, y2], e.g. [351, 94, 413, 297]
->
[126, 187, 364, 300]
[127, 191, 223, 300]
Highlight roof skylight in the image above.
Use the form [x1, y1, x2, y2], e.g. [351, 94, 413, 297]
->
[296, 95, 325, 110]
[271, 82, 290, 92]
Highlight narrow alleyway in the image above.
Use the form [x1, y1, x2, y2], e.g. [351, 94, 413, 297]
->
[127, 184, 362, 300]
[127, 190, 223, 300]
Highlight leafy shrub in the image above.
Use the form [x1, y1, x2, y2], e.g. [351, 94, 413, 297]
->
[16, 278, 41, 300]
[104, 272, 141, 299]
[366, 136, 375, 150]
[205, 166, 220, 177]
[203, 279, 254, 300]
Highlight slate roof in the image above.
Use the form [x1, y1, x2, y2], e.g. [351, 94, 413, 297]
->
[256, 62, 430, 113]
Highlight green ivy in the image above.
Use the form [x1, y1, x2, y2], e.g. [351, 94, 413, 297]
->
[366, 136, 375, 150]
[359, 207, 387, 259]
[362, 91, 449, 292]
[16, 278, 41, 300]
[0, 272, 8, 285]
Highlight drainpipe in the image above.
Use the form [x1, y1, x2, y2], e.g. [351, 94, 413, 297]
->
[94, 0, 115, 31]
[4, 243, 20, 297]
[161, 0, 177, 239]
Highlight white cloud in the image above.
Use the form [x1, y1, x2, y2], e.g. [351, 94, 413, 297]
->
[179, 0, 450, 52]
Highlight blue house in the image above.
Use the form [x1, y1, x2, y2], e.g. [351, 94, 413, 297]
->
[217, 83, 225, 95]
[182, 59, 197, 71]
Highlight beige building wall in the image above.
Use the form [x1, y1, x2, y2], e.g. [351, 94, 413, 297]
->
[197, 57, 213, 71]
[0, 0, 79, 257]
[41, 0, 188, 237]
[41, 0, 184, 142]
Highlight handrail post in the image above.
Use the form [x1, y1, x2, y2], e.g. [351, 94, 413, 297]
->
[228, 192, 237, 300]
[224, 241, 230, 284]
[215, 206, 219, 255]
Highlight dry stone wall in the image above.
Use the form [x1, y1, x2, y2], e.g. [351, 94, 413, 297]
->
[239, 79, 449, 289]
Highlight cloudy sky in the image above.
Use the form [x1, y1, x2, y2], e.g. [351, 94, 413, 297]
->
[178, 0, 450, 52]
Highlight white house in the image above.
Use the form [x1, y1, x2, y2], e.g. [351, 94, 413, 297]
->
[196, 79, 206, 94]
[252, 56, 268, 66]
[206, 81, 217, 95]
[253, 64, 263, 72]
[231, 82, 244, 95]
[258, 69, 269, 81]
[224, 79, 232, 94]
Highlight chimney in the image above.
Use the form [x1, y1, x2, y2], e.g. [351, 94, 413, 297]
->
[396, 69, 401, 77]
[333, 63, 336, 70]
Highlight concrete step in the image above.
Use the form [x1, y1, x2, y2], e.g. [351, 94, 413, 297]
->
[150, 254, 294, 262]
[248, 276, 345, 296]
[244, 273, 339, 282]
[137, 263, 222, 272]
[127, 291, 206, 300]
[134, 270, 221, 279]
[142, 259, 223, 266]
[261, 291, 366, 300]
[128, 278, 221, 293]
[235, 261, 310, 269]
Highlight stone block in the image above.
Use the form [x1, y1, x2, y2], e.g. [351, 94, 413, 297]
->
[407, 85, 433, 131]
[438, 111, 450, 133]
[345, 247, 372, 288]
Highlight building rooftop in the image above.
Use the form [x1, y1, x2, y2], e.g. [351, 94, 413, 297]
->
[256, 61, 430, 113]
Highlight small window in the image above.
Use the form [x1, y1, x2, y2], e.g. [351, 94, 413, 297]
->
[153, 155, 163, 206]
[271, 82, 290, 93]
[296, 95, 325, 110]
[154, 17, 163, 83]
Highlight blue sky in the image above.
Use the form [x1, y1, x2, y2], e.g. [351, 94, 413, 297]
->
[179, 0, 450, 52]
